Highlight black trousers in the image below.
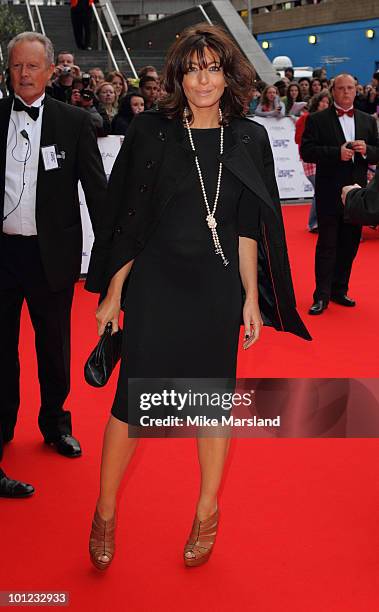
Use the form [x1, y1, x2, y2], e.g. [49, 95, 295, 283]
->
[313, 212, 362, 302]
[70, 7, 92, 50]
[0, 234, 74, 441]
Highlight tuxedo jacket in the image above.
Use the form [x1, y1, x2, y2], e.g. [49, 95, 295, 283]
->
[344, 167, 379, 225]
[86, 110, 311, 341]
[0, 95, 107, 291]
[300, 106, 379, 216]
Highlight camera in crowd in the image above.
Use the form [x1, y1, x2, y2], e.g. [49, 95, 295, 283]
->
[80, 88, 95, 103]
[82, 73, 91, 88]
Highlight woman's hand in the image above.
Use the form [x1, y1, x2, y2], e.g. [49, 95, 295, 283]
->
[242, 298, 263, 349]
[96, 293, 121, 336]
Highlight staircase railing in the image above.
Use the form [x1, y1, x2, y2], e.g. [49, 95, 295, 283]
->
[25, 0, 36, 31]
[33, 3, 46, 35]
[91, 3, 119, 71]
[23, 0, 46, 36]
[103, 2, 137, 79]
[198, 4, 212, 24]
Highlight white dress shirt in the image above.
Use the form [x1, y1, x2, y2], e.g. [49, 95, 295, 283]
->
[3, 93, 45, 235]
[334, 102, 355, 143]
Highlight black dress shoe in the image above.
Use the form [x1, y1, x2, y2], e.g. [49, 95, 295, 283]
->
[308, 300, 328, 315]
[45, 434, 82, 458]
[330, 294, 356, 307]
[0, 472, 34, 498]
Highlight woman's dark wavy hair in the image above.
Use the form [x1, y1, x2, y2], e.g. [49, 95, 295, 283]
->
[285, 81, 302, 114]
[308, 90, 332, 113]
[159, 23, 256, 125]
[117, 91, 146, 120]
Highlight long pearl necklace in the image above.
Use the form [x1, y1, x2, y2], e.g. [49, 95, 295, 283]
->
[184, 108, 229, 267]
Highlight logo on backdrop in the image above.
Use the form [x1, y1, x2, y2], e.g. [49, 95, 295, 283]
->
[278, 169, 295, 179]
[272, 139, 290, 149]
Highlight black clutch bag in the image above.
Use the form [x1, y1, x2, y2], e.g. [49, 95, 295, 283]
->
[84, 322, 123, 387]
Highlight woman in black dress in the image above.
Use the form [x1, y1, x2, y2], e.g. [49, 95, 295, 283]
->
[87, 23, 310, 571]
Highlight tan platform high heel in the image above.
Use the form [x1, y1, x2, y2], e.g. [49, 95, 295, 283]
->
[184, 508, 219, 567]
[89, 508, 116, 570]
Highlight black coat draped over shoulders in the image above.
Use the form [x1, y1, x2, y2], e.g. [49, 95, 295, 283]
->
[85, 109, 311, 341]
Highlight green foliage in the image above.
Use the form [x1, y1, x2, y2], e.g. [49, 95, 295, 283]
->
[0, 5, 27, 66]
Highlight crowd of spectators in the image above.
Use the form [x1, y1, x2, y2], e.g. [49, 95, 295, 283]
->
[247, 68, 379, 121]
[46, 54, 164, 136]
[0, 50, 163, 136]
[1, 51, 379, 138]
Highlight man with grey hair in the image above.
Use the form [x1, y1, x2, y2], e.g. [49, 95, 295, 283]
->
[0, 32, 107, 475]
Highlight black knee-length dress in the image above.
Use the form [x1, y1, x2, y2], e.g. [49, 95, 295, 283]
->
[112, 126, 259, 424]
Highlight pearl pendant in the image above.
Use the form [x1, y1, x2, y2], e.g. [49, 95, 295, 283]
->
[207, 215, 217, 229]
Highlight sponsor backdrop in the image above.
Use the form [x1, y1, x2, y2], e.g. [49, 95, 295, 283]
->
[80, 124, 312, 273]
[250, 116, 314, 201]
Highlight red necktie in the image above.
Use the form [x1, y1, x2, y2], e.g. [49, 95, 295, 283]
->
[336, 108, 354, 118]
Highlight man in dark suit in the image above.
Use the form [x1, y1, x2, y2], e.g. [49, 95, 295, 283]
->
[0, 32, 107, 458]
[301, 73, 379, 315]
[342, 167, 379, 225]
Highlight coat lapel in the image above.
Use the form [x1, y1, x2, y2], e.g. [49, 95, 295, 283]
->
[218, 123, 280, 219]
[36, 95, 57, 211]
[330, 106, 348, 145]
[0, 97, 13, 221]
[354, 110, 366, 142]
[151, 117, 196, 220]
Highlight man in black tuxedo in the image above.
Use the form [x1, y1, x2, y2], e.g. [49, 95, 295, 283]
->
[342, 167, 379, 225]
[0, 32, 107, 458]
[301, 73, 379, 315]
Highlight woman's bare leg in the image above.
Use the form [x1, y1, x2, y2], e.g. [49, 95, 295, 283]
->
[96, 415, 138, 520]
[195, 435, 230, 520]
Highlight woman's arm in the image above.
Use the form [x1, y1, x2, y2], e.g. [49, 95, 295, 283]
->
[95, 260, 134, 335]
[238, 237, 263, 349]
[255, 105, 280, 118]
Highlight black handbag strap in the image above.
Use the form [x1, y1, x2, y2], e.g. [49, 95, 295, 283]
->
[94, 322, 113, 365]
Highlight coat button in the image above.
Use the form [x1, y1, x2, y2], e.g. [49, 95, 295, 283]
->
[128, 208, 136, 216]
[242, 134, 251, 143]
[158, 131, 166, 141]
[139, 184, 148, 193]
[146, 160, 155, 169]
[114, 226, 122, 234]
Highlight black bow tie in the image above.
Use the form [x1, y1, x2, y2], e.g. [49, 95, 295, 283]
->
[13, 97, 43, 121]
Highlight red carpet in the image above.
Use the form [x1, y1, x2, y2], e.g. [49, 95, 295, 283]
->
[1, 205, 379, 612]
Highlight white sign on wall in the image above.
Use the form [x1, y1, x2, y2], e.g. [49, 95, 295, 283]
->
[249, 116, 314, 200]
